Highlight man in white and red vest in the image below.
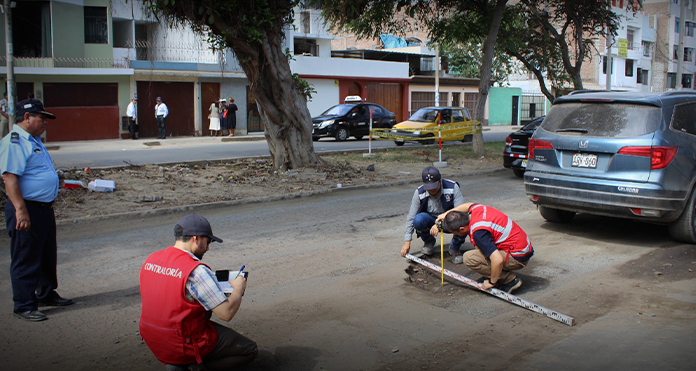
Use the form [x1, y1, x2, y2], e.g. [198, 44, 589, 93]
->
[139, 214, 257, 371]
[434, 203, 534, 294]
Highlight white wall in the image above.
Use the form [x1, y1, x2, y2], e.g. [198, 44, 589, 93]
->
[291, 55, 409, 79]
[305, 79, 340, 117]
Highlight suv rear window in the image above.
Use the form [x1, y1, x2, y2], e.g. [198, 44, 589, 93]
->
[542, 102, 661, 137]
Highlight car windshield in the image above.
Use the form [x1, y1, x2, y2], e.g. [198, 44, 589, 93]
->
[523, 117, 544, 131]
[541, 103, 661, 137]
[321, 104, 356, 116]
[408, 108, 442, 122]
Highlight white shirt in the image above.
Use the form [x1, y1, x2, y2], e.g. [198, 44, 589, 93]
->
[126, 102, 136, 119]
[155, 102, 168, 118]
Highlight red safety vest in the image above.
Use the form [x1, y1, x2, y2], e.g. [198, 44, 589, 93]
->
[468, 204, 533, 260]
[139, 247, 218, 365]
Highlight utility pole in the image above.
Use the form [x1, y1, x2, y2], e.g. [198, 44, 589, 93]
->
[2, 0, 16, 129]
[434, 44, 440, 107]
[676, 0, 687, 89]
[605, 30, 613, 90]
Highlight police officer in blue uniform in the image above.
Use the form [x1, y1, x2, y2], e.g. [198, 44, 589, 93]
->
[0, 99, 73, 322]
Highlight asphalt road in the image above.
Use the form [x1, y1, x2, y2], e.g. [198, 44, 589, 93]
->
[1, 171, 693, 371]
[48, 130, 511, 169]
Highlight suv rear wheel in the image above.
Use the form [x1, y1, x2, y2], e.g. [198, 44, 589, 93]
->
[668, 188, 696, 243]
[539, 206, 576, 223]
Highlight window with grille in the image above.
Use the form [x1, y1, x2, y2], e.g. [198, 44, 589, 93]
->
[84, 7, 108, 44]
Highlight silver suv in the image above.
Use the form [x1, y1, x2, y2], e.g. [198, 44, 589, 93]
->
[524, 91, 696, 243]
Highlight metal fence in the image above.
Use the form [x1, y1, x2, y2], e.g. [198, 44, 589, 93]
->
[0, 56, 129, 69]
[520, 92, 548, 122]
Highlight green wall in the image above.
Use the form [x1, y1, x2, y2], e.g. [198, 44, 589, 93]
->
[487, 87, 521, 126]
[52, 1, 86, 58]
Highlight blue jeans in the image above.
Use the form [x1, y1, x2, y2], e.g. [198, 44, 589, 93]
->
[413, 212, 465, 252]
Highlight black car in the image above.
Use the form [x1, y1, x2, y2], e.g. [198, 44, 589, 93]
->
[312, 103, 396, 141]
[503, 116, 545, 178]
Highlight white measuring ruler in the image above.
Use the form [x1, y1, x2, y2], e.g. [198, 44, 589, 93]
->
[406, 253, 575, 326]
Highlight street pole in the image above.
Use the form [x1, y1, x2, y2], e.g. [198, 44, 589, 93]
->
[3, 0, 16, 129]
[434, 44, 439, 107]
[676, 0, 687, 89]
[605, 30, 612, 90]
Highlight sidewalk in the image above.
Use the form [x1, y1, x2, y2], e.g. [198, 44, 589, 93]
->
[44, 125, 518, 152]
[44, 132, 267, 152]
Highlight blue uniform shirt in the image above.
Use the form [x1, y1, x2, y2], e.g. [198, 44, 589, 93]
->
[0, 125, 59, 203]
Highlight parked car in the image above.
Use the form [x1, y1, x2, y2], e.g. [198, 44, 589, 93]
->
[503, 116, 545, 178]
[312, 102, 396, 141]
[390, 107, 475, 146]
[524, 90, 696, 243]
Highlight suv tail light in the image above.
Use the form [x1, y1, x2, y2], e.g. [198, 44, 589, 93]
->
[617, 146, 677, 170]
[528, 138, 553, 158]
[505, 135, 513, 145]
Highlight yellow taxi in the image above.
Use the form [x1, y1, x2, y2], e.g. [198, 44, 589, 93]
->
[390, 106, 476, 146]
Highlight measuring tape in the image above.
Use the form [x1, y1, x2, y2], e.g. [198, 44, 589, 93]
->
[405, 253, 575, 326]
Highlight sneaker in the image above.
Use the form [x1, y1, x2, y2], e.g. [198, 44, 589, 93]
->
[498, 278, 522, 294]
[451, 254, 463, 264]
[421, 241, 435, 255]
[165, 365, 189, 371]
[475, 276, 488, 284]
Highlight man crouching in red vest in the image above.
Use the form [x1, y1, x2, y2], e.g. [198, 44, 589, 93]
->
[139, 214, 258, 371]
[433, 203, 534, 294]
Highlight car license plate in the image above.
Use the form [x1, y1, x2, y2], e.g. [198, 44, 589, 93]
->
[521, 160, 527, 168]
[572, 153, 597, 168]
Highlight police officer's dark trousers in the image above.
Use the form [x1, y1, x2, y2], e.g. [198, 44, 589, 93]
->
[6, 200, 58, 312]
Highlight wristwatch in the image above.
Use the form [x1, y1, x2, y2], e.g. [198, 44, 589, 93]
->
[488, 280, 498, 288]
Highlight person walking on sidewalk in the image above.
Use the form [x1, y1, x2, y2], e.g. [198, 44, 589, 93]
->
[208, 100, 221, 136]
[1, 92, 10, 137]
[435, 203, 534, 294]
[400, 166, 467, 263]
[226, 97, 238, 137]
[127, 97, 138, 139]
[139, 214, 258, 371]
[0, 99, 74, 322]
[155, 97, 169, 139]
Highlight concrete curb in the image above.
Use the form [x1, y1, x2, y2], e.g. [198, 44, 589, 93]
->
[55, 168, 506, 226]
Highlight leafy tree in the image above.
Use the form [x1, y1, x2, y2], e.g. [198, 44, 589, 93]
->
[142, 0, 319, 170]
[442, 42, 519, 84]
[498, 0, 626, 101]
[319, 0, 510, 155]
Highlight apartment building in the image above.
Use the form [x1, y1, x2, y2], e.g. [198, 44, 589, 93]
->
[0, 0, 411, 141]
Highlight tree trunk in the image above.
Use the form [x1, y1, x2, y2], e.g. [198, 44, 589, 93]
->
[473, 0, 508, 155]
[228, 31, 319, 171]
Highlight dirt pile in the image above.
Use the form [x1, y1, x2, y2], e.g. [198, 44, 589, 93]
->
[0, 151, 503, 224]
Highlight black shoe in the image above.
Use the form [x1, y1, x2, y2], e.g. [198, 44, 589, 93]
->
[498, 278, 522, 294]
[39, 296, 74, 307]
[476, 276, 488, 284]
[13, 310, 47, 322]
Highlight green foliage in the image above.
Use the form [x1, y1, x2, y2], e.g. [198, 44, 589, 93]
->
[292, 74, 317, 100]
[442, 42, 519, 83]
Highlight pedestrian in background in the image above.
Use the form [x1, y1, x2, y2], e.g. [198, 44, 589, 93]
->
[0, 99, 74, 322]
[0, 92, 9, 137]
[155, 97, 169, 139]
[226, 97, 238, 137]
[208, 100, 221, 137]
[127, 97, 138, 140]
[219, 98, 227, 135]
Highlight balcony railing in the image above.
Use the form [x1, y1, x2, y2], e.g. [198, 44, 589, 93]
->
[0, 56, 129, 69]
[126, 40, 224, 64]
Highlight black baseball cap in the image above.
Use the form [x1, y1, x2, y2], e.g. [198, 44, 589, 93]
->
[176, 214, 223, 243]
[422, 166, 441, 190]
[16, 99, 56, 119]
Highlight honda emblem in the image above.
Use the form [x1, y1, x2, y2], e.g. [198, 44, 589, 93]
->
[579, 140, 589, 149]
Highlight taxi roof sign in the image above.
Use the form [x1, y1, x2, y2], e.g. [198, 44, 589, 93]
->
[344, 95, 363, 103]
